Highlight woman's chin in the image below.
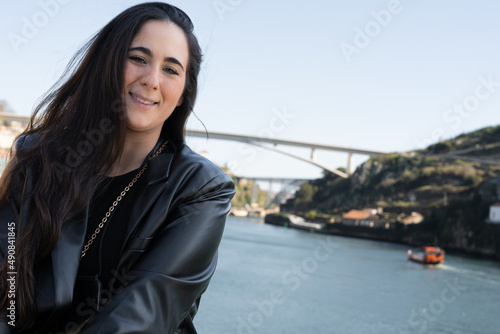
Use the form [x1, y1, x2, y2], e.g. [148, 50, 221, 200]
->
[125, 120, 166, 138]
[125, 119, 153, 133]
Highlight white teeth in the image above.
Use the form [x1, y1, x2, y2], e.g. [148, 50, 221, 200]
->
[131, 93, 155, 105]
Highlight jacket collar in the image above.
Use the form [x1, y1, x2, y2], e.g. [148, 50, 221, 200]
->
[122, 137, 178, 243]
[144, 138, 176, 186]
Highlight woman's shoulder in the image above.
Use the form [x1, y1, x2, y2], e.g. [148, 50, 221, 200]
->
[172, 142, 234, 188]
[13, 133, 41, 154]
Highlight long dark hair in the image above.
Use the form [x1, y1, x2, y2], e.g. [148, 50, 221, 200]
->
[0, 2, 202, 329]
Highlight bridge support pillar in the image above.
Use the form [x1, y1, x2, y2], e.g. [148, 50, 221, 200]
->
[251, 182, 258, 207]
[266, 180, 274, 207]
[310, 148, 316, 161]
[347, 152, 354, 175]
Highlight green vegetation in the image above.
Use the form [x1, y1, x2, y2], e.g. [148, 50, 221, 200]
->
[221, 167, 270, 209]
[424, 125, 500, 154]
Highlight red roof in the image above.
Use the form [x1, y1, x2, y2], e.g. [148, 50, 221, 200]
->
[343, 209, 371, 220]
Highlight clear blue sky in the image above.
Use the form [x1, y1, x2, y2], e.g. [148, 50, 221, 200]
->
[1, 0, 499, 180]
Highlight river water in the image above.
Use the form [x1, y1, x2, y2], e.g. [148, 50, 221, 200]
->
[195, 216, 500, 334]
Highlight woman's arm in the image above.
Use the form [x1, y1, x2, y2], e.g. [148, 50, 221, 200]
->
[79, 172, 235, 333]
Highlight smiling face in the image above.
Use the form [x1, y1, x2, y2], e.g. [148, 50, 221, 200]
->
[123, 20, 189, 138]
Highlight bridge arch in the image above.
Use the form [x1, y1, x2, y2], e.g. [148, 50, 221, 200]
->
[186, 129, 387, 178]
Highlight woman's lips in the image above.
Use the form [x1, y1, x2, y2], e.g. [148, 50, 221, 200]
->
[130, 92, 157, 106]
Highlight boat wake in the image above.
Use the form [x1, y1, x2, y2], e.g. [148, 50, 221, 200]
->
[439, 264, 500, 286]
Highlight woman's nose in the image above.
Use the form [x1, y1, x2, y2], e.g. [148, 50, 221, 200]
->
[140, 67, 159, 90]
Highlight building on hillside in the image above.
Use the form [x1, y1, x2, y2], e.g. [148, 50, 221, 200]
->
[488, 203, 500, 224]
[399, 212, 424, 225]
[342, 209, 389, 229]
[342, 209, 370, 226]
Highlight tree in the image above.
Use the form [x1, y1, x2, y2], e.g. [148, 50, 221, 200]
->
[294, 182, 316, 207]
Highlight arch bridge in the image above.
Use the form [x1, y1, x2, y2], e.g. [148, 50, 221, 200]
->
[186, 129, 388, 178]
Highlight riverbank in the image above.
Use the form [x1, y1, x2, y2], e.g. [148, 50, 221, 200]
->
[264, 213, 500, 261]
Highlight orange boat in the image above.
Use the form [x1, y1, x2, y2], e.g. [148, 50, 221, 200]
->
[407, 246, 445, 265]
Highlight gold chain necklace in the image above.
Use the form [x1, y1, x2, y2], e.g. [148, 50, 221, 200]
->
[80, 141, 168, 259]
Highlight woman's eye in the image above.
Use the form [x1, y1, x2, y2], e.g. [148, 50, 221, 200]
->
[164, 67, 179, 75]
[129, 56, 146, 64]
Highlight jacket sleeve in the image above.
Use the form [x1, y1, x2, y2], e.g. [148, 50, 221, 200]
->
[79, 172, 235, 333]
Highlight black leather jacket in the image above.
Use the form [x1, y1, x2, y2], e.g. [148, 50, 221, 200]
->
[0, 135, 235, 333]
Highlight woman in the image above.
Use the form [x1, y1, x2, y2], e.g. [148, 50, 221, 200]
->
[0, 2, 235, 333]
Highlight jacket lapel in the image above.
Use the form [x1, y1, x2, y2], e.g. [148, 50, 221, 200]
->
[50, 208, 89, 308]
[123, 140, 175, 241]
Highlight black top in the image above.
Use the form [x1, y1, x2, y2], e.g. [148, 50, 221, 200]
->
[67, 168, 142, 324]
[78, 167, 141, 284]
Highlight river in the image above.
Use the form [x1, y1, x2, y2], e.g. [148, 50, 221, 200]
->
[195, 216, 500, 334]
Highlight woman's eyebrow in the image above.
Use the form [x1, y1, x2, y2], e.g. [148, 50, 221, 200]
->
[164, 57, 185, 71]
[128, 46, 185, 71]
[129, 46, 152, 57]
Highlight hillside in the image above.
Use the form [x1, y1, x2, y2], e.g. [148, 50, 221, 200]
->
[282, 125, 500, 259]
